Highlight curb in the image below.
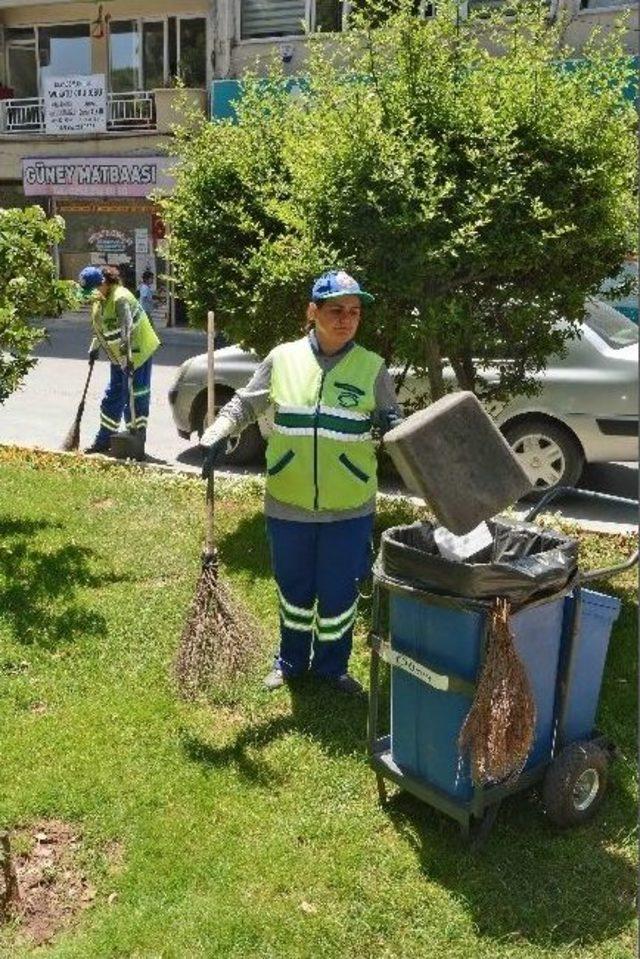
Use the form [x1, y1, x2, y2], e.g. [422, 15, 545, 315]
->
[2, 444, 635, 536]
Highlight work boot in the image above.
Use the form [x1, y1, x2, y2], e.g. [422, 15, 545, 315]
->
[323, 674, 364, 695]
[263, 667, 286, 691]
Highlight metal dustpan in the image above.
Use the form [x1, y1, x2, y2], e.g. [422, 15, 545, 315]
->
[110, 427, 145, 461]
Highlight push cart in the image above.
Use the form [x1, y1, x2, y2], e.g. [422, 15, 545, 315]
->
[367, 487, 638, 844]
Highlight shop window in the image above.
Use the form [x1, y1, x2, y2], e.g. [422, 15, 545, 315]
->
[5, 28, 38, 98]
[38, 24, 91, 87]
[109, 20, 140, 92]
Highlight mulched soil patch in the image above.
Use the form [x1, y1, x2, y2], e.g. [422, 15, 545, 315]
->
[1, 820, 96, 947]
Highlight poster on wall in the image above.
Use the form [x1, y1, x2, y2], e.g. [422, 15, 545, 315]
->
[135, 228, 149, 255]
[88, 227, 134, 287]
[44, 75, 107, 135]
[134, 228, 155, 290]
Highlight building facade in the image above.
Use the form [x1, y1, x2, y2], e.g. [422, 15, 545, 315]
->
[0, 0, 211, 319]
[0, 0, 636, 313]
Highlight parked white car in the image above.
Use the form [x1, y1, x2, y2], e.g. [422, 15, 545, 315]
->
[168, 299, 638, 493]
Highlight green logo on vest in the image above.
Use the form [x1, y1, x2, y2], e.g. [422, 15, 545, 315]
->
[335, 381, 364, 409]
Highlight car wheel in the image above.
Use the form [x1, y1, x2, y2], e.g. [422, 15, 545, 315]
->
[502, 417, 584, 496]
[193, 389, 265, 466]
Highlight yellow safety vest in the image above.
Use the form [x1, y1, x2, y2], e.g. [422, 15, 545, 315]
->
[91, 285, 159, 370]
[266, 337, 383, 511]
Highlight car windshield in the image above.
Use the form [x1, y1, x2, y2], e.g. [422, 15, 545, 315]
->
[585, 300, 638, 350]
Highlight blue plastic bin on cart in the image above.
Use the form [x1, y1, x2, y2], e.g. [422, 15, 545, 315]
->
[389, 593, 566, 802]
[370, 487, 638, 840]
[558, 588, 621, 745]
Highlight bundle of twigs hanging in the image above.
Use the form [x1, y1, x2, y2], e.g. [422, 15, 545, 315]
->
[174, 547, 259, 699]
[459, 597, 536, 786]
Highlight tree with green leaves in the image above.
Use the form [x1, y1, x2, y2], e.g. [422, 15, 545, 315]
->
[161, 0, 636, 403]
[0, 206, 78, 405]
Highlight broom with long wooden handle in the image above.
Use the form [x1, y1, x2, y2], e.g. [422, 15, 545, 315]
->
[174, 311, 259, 698]
[61, 354, 96, 451]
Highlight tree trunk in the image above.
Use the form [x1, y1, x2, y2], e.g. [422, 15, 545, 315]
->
[450, 351, 477, 393]
[424, 333, 446, 401]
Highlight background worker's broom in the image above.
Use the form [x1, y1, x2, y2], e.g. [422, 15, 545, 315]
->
[174, 311, 259, 698]
[61, 353, 96, 451]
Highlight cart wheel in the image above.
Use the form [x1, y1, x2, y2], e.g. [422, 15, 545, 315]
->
[543, 741, 609, 827]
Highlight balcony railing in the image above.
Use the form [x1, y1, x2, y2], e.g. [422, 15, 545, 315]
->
[0, 91, 157, 135]
[108, 91, 156, 130]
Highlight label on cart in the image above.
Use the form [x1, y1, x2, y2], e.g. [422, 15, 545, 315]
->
[379, 642, 449, 691]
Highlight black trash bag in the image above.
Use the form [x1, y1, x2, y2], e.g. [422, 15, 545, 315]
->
[378, 518, 578, 605]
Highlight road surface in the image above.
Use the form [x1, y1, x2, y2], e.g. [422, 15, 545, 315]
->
[1, 312, 636, 534]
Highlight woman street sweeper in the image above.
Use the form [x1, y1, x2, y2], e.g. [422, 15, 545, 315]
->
[200, 270, 402, 693]
[77, 265, 160, 456]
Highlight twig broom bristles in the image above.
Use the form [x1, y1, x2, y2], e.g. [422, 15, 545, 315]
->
[61, 355, 96, 451]
[174, 311, 258, 698]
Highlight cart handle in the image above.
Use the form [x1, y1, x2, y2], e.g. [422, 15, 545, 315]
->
[525, 486, 638, 584]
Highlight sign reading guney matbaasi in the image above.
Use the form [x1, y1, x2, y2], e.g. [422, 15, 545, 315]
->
[22, 156, 175, 197]
[44, 75, 107, 135]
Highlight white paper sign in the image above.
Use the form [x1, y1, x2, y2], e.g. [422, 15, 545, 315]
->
[44, 74, 107, 135]
[135, 228, 149, 255]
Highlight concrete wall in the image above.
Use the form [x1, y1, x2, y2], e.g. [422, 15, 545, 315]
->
[1, 0, 636, 81]
[560, 0, 639, 54]
[0, 129, 171, 180]
[225, 1, 639, 77]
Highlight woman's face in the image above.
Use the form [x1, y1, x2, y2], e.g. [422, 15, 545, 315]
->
[311, 295, 362, 354]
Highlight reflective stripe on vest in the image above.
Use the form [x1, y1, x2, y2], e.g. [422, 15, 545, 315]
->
[266, 338, 383, 512]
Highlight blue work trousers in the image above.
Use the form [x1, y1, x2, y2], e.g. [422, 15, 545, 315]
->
[94, 359, 152, 449]
[266, 514, 374, 679]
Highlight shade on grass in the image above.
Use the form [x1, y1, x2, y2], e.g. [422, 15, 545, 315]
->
[0, 449, 636, 958]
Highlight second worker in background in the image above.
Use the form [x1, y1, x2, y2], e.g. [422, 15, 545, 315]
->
[78, 265, 160, 458]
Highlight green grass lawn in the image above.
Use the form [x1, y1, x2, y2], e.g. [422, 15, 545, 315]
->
[0, 449, 636, 958]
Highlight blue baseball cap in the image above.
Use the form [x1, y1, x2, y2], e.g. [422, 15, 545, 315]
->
[77, 265, 105, 298]
[311, 270, 375, 305]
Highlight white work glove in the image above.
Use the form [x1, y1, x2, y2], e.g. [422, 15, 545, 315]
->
[200, 415, 234, 448]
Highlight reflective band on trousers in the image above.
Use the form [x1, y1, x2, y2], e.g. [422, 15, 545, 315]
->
[316, 601, 358, 641]
[100, 412, 119, 431]
[277, 585, 315, 632]
[277, 586, 358, 641]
